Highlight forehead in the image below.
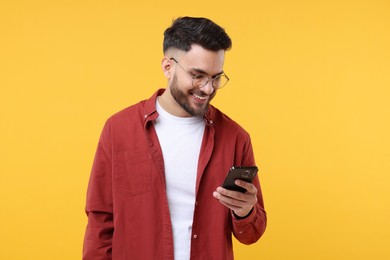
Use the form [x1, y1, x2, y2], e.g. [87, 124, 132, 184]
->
[177, 44, 226, 74]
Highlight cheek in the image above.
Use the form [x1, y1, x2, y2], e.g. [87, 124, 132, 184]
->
[172, 76, 193, 92]
[168, 74, 178, 89]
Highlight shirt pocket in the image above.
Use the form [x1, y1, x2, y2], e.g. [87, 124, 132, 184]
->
[114, 150, 153, 196]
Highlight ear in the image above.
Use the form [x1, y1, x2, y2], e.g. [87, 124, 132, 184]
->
[162, 57, 172, 78]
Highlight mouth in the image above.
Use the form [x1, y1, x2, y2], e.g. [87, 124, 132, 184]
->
[192, 92, 208, 103]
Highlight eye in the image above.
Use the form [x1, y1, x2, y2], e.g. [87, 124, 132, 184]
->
[192, 74, 206, 80]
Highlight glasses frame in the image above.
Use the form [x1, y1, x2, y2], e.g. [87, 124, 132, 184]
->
[170, 57, 229, 89]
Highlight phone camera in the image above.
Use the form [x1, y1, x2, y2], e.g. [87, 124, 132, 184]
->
[242, 170, 254, 178]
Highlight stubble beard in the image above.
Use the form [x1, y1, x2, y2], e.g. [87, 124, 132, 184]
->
[170, 75, 215, 117]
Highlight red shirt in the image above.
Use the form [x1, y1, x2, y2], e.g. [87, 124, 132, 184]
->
[83, 89, 267, 260]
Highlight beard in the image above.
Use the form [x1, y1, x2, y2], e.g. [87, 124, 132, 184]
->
[169, 74, 215, 117]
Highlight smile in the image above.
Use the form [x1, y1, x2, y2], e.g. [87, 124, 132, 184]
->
[193, 93, 207, 100]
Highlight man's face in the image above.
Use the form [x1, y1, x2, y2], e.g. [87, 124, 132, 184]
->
[167, 45, 225, 117]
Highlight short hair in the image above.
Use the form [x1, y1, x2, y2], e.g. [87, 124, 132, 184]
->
[163, 17, 232, 53]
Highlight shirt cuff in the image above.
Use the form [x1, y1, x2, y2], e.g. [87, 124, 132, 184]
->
[232, 207, 254, 220]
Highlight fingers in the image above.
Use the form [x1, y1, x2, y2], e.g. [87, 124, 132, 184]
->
[215, 196, 242, 213]
[213, 186, 257, 206]
[213, 188, 245, 206]
[234, 180, 257, 194]
[213, 182, 258, 217]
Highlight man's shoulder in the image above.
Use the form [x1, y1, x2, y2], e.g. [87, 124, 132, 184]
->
[106, 89, 162, 125]
[209, 105, 250, 136]
[110, 100, 146, 121]
[103, 101, 144, 129]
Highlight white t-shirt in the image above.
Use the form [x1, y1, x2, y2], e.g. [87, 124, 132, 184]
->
[154, 100, 205, 260]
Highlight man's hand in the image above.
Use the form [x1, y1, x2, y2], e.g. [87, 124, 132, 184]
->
[213, 180, 258, 217]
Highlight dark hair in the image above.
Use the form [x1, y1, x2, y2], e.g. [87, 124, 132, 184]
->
[163, 17, 232, 53]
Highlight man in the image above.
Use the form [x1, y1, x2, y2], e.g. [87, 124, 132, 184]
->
[83, 17, 267, 260]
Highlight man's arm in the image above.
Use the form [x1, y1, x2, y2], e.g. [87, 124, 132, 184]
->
[213, 177, 267, 244]
[213, 132, 267, 244]
[83, 121, 114, 259]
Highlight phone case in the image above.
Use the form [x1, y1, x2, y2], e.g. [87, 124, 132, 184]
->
[222, 166, 258, 193]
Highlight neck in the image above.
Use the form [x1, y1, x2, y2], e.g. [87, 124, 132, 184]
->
[158, 88, 192, 117]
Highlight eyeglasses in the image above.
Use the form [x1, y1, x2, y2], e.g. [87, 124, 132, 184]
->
[170, 58, 229, 89]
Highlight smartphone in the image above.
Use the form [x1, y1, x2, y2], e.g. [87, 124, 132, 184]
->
[222, 166, 258, 193]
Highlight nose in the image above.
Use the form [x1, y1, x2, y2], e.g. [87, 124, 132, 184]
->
[200, 79, 215, 95]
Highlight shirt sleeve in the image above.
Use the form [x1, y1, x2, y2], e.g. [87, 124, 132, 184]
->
[231, 133, 267, 244]
[83, 120, 114, 260]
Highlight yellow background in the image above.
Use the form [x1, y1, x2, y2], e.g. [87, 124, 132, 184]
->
[1, 0, 389, 259]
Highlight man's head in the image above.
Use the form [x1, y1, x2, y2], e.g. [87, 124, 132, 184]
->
[163, 17, 232, 54]
[160, 17, 232, 118]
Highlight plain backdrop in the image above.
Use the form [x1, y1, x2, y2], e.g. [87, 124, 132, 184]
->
[1, 0, 389, 259]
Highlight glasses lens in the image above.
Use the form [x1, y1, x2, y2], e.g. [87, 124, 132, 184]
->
[192, 74, 229, 89]
[213, 75, 228, 89]
[192, 75, 207, 88]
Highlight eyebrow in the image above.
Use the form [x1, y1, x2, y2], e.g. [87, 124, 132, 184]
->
[191, 67, 224, 78]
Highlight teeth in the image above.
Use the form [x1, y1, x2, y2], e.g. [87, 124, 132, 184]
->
[193, 94, 207, 100]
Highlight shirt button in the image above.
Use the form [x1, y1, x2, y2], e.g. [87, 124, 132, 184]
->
[209, 120, 213, 124]
[195, 201, 199, 206]
[193, 234, 198, 239]
[144, 114, 147, 118]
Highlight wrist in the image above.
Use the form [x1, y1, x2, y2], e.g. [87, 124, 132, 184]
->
[233, 208, 253, 220]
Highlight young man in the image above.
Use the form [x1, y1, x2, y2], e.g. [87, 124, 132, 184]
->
[83, 17, 267, 260]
